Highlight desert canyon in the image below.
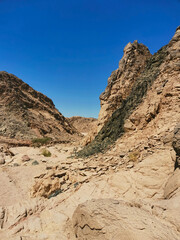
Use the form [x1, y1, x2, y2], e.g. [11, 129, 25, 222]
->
[0, 26, 180, 240]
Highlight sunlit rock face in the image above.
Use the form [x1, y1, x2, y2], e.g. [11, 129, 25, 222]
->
[98, 40, 151, 131]
[79, 26, 180, 157]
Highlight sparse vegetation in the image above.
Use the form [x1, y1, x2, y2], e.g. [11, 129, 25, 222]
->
[41, 148, 51, 157]
[32, 137, 51, 147]
[128, 151, 140, 162]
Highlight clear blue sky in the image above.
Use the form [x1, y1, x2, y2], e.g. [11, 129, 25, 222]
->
[0, 0, 179, 118]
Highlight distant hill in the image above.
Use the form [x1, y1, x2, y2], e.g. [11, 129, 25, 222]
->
[68, 116, 97, 135]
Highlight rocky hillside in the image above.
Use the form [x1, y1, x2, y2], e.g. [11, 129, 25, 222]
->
[68, 116, 97, 135]
[79, 26, 180, 157]
[0, 72, 79, 142]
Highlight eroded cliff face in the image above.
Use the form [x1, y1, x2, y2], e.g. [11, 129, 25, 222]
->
[78, 26, 180, 157]
[0, 72, 79, 142]
[98, 40, 151, 131]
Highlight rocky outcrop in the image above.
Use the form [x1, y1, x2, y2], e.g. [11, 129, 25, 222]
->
[164, 168, 180, 199]
[98, 40, 151, 131]
[172, 124, 180, 169]
[0, 72, 79, 141]
[79, 26, 180, 157]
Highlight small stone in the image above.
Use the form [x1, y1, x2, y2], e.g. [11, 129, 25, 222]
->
[120, 153, 126, 158]
[22, 155, 30, 162]
[13, 163, 20, 167]
[156, 87, 163, 94]
[0, 158, 5, 165]
[32, 160, 39, 165]
[162, 132, 174, 145]
[46, 166, 53, 170]
[96, 167, 102, 172]
[126, 162, 134, 169]
[98, 171, 105, 176]
[124, 119, 136, 132]
[64, 174, 69, 181]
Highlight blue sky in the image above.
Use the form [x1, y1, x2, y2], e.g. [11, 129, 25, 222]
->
[0, 0, 179, 117]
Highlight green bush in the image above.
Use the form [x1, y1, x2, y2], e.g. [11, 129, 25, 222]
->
[41, 148, 51, 157]
[128, 151, 140, 162]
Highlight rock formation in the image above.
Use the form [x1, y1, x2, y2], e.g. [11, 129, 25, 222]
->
[172, 123, 180, 169]
[98, 40, 151, 131]
[0, 71, 79, 142]
[79, 26, 180, 157]
[72, 199, 180, 240]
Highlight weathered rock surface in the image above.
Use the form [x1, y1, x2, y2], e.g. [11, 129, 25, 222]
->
[173, 124, 180, 155]
[78, 26, 180, 157]
[0, 155, 5, 164]
[172, 123, 180, 168]
[98, 40, 151, 131]
[0, 71, 79, 142]
[72, 199, 180, 240]
[164, 168, 180, 199]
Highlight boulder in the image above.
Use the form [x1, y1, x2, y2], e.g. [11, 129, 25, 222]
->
[164, 168, 180, 199]
[72, 199, 180, 240]
[0, 156, 5, 164]
[22, 155, 30, 162]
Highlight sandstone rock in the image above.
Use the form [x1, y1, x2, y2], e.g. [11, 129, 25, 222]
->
[164, 168, 180, 199]
[162, 131, 174, 145]
[172, 123, 180, 156]
[98, 40, 151, 131]
[0, 158, 5, 164]
[72, 199, 180, 240]
[22, 155, 30, 162]
[79, 26, 180, 157]
[32, 177, 61, 198]
[126, 161, 134, 168]
[31, 169, 70, 198]
[124, 119, 136, 132]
